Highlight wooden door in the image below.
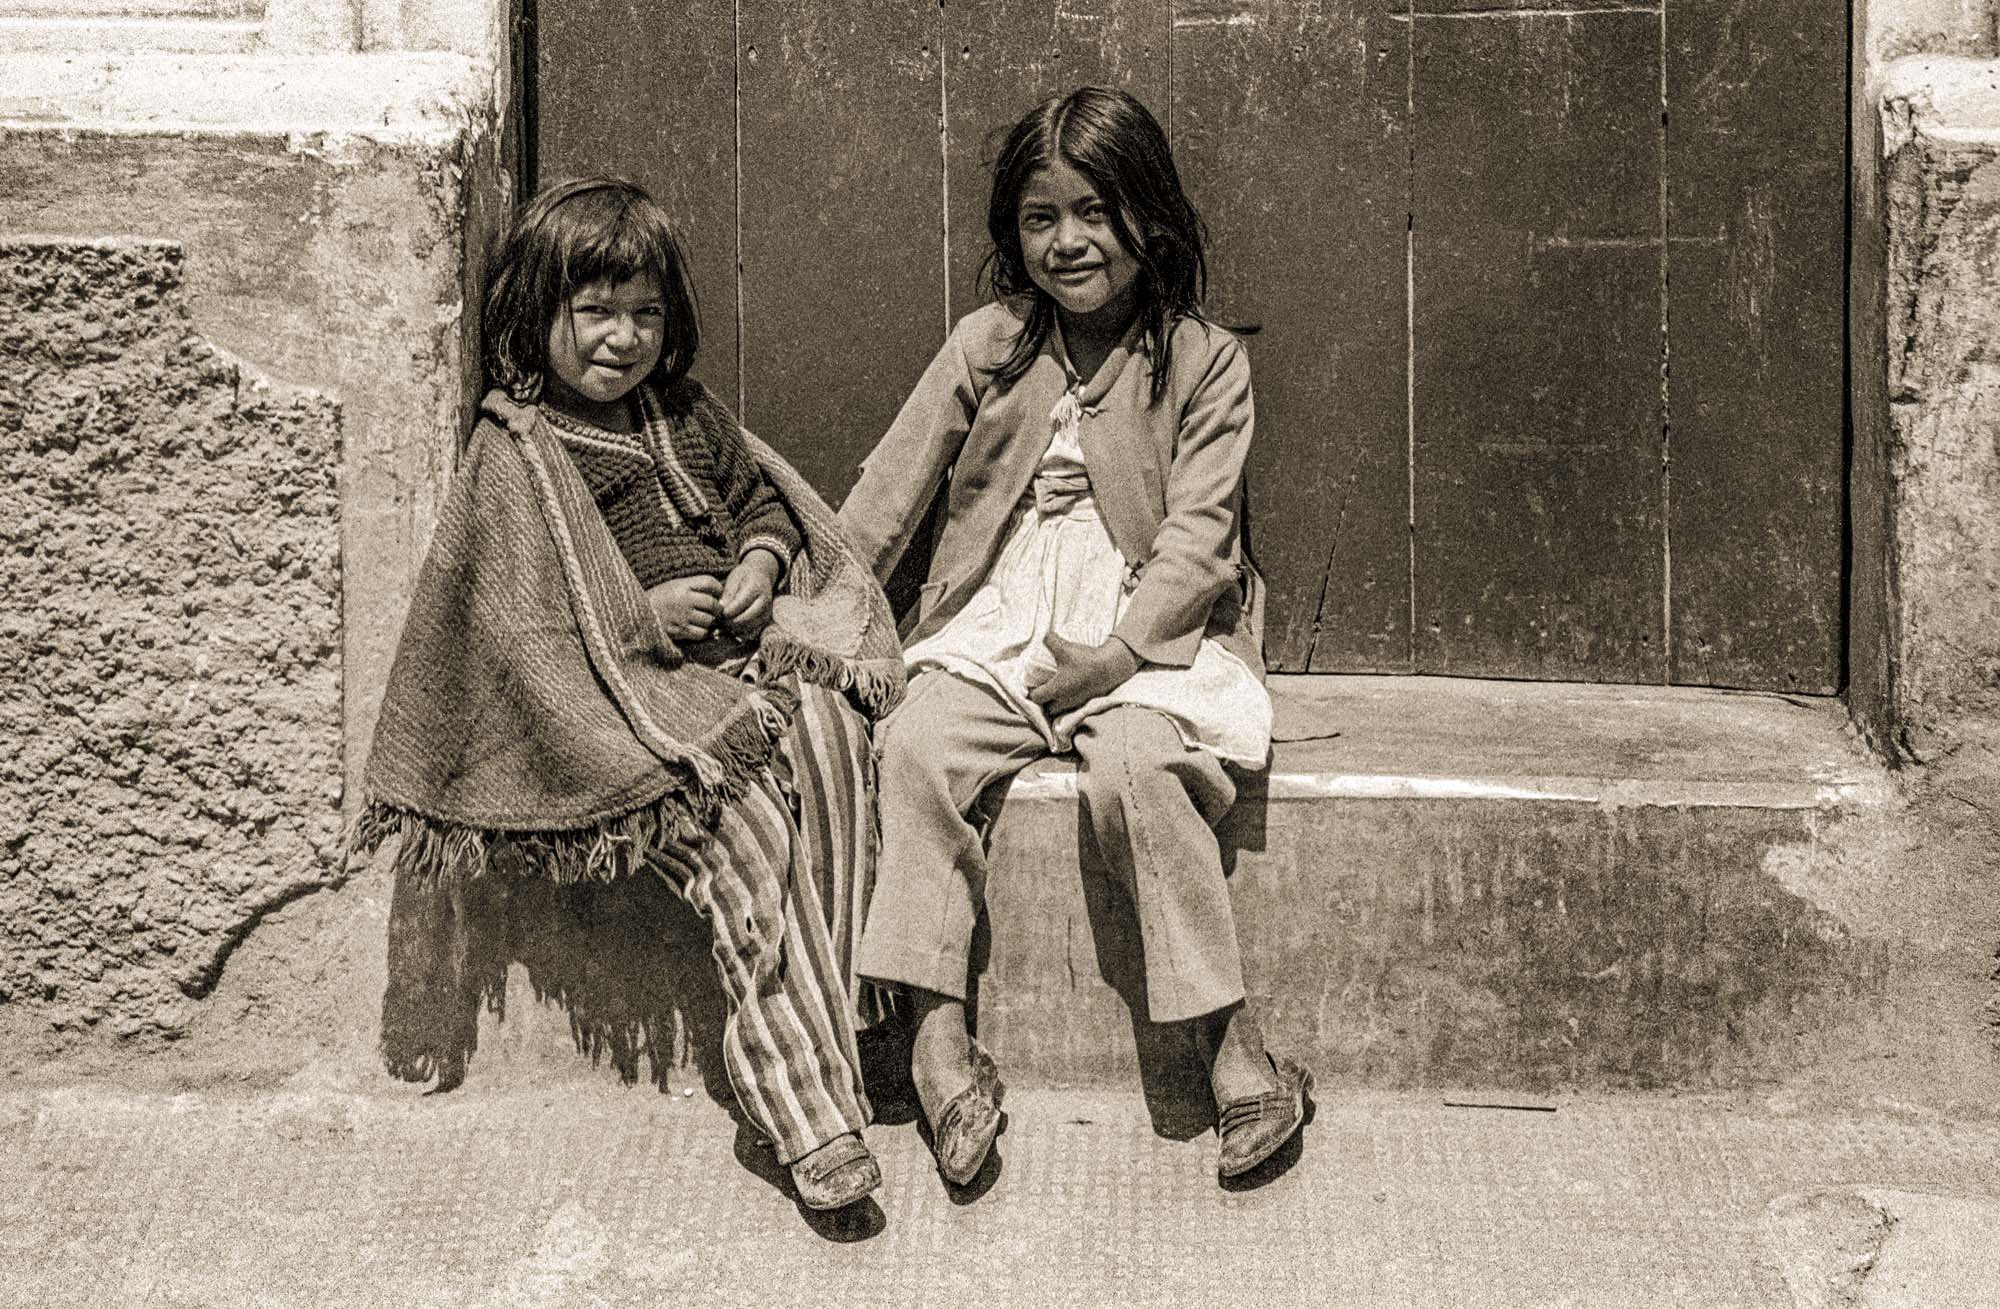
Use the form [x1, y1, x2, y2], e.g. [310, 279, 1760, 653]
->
[532, 0, 1845, 691]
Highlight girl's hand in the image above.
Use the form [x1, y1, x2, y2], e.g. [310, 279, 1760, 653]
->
[647, 575, 723, 642]
[720, 548, 783, 637]
[1026, 633, 1140, 715]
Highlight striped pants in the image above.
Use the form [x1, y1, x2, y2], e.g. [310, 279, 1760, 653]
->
[773, 679, 882, 1027]
[645, 682, 876, 1164]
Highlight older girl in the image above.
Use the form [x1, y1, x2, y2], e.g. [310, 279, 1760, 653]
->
[840, 87, 1311, 1189]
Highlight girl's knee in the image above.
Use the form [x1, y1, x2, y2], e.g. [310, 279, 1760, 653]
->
[874, 711, 956, 794]
[1080, 730, 1233, 823]
[712, 894, 788, 993]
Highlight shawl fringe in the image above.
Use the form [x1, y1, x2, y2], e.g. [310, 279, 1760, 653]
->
[354, 686, 793, 885]
[756, 626, 905, 720]
[359, 793, 696, 886]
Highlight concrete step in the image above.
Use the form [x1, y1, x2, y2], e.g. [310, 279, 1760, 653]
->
[978, 675, 1895, 1095]
[378, 675, 1899, 1102]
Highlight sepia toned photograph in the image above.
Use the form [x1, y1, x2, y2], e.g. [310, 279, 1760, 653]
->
[2, 1, 1997, 1304]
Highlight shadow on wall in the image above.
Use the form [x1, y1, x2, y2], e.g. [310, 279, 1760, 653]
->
[370, 779, 1257, 1141]
[377, 859, 732, 1103]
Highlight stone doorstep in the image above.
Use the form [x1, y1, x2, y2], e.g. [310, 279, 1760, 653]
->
[428, 675, 1896, 1105]
[975, 675, 1894, 1098]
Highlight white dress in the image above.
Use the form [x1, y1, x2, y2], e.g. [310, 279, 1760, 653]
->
[903, 381, 1272, 766]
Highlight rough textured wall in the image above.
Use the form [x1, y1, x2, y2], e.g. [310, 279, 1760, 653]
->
[0, 51, 502, 1069]
[0, 54, 496, 800]
[0, 238, 345, 1040]
[1881, 63, 2000, 768]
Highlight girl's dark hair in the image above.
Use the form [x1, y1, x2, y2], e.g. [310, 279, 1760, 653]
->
[981, 86, 1209, 404]
[482, 175, 700, 401]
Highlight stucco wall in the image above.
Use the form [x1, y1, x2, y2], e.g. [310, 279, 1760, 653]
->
[1879, 59, 2000, 770]
[0, 238, 343, 1040]
[0, 52, 500, 796]
[0, 43, 503, 1050]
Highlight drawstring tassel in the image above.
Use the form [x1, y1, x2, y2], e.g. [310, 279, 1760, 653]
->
[1050, 387, 1084, 443]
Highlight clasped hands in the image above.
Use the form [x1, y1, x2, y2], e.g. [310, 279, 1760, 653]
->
[1025, 632, 1140, 716]
[645, 547, 783, 643]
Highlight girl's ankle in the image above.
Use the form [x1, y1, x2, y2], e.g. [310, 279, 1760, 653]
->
[1202, 1005, 1278, 1106]
[1208, 1046, 1278, 1109]
[908, 1000, 974, 1116]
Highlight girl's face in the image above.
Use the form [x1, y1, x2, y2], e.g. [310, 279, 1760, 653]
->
[1017, 160, 1141, 332]
[544, 273, 666, 418]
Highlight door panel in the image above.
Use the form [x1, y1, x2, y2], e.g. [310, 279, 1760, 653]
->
[944, 2, 1169, 325]
[1412, 11, 1667, 682]
[534, 1, 1849, 690]
[1666, 0, 1846, 693]
[1174, 1, 1413, 673]
[535, 0, 739, 405]
[738, 2, 944, 501]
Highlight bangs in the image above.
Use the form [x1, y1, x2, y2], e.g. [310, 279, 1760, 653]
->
[559, 193, 681, 300]
[483, 175, 701, 397]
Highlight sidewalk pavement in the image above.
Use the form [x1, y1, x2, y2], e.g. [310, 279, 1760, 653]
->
[3, 1078, 1995, 1309]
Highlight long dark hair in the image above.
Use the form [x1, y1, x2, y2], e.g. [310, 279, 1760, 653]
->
[482, 175, 701, 402]
[981, 86, 1209, 404]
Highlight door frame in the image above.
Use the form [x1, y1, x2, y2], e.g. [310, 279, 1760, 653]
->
[503, 1, 1884, 727]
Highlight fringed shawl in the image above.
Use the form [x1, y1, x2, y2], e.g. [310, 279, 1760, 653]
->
[354, 382, 905, 885]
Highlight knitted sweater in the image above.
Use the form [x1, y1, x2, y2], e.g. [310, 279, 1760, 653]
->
[542, 382, 802, 588]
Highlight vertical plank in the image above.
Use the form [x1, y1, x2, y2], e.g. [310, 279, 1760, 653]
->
[1411, 10, 1667, 682]
[943, 2, 1168, 325]
[1845, 1, 1892, 737]
[536, 0, 739, 406]
[738, 2, 943, 500]
[1173, 1, 1411, 672]
[1666, 0, 1845, 692]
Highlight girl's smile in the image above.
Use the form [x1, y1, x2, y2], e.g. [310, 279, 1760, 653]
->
[1017, 161, 1140, 333]
[544, 273, 667, 426]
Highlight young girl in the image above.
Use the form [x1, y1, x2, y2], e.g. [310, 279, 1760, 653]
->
[358, 177, 906, 1212]
[841, 86, 1311, 1188]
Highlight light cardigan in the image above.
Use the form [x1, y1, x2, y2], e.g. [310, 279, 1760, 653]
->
[839, 301, 1266, 677]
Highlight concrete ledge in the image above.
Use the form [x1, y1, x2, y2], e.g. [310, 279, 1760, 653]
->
[375, 677, 1906, 1104]
[1015, 676, 1891, 810]
[0, 50, 490, 140]
[975, 676, 1898, 1095]
[1883, 54, 2000, 148]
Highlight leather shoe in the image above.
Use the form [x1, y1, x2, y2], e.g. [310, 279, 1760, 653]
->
[1216, 1054, 1312, 1179]
[790, 1131, 882, 1210]
[927, 1040, 1005, 1186]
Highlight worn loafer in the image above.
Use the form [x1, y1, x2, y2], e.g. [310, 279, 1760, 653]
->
[929, 1040, 1005, 1186]
[790, 1131, 882, 1211]
[1216, 1054, 1312, 1179]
